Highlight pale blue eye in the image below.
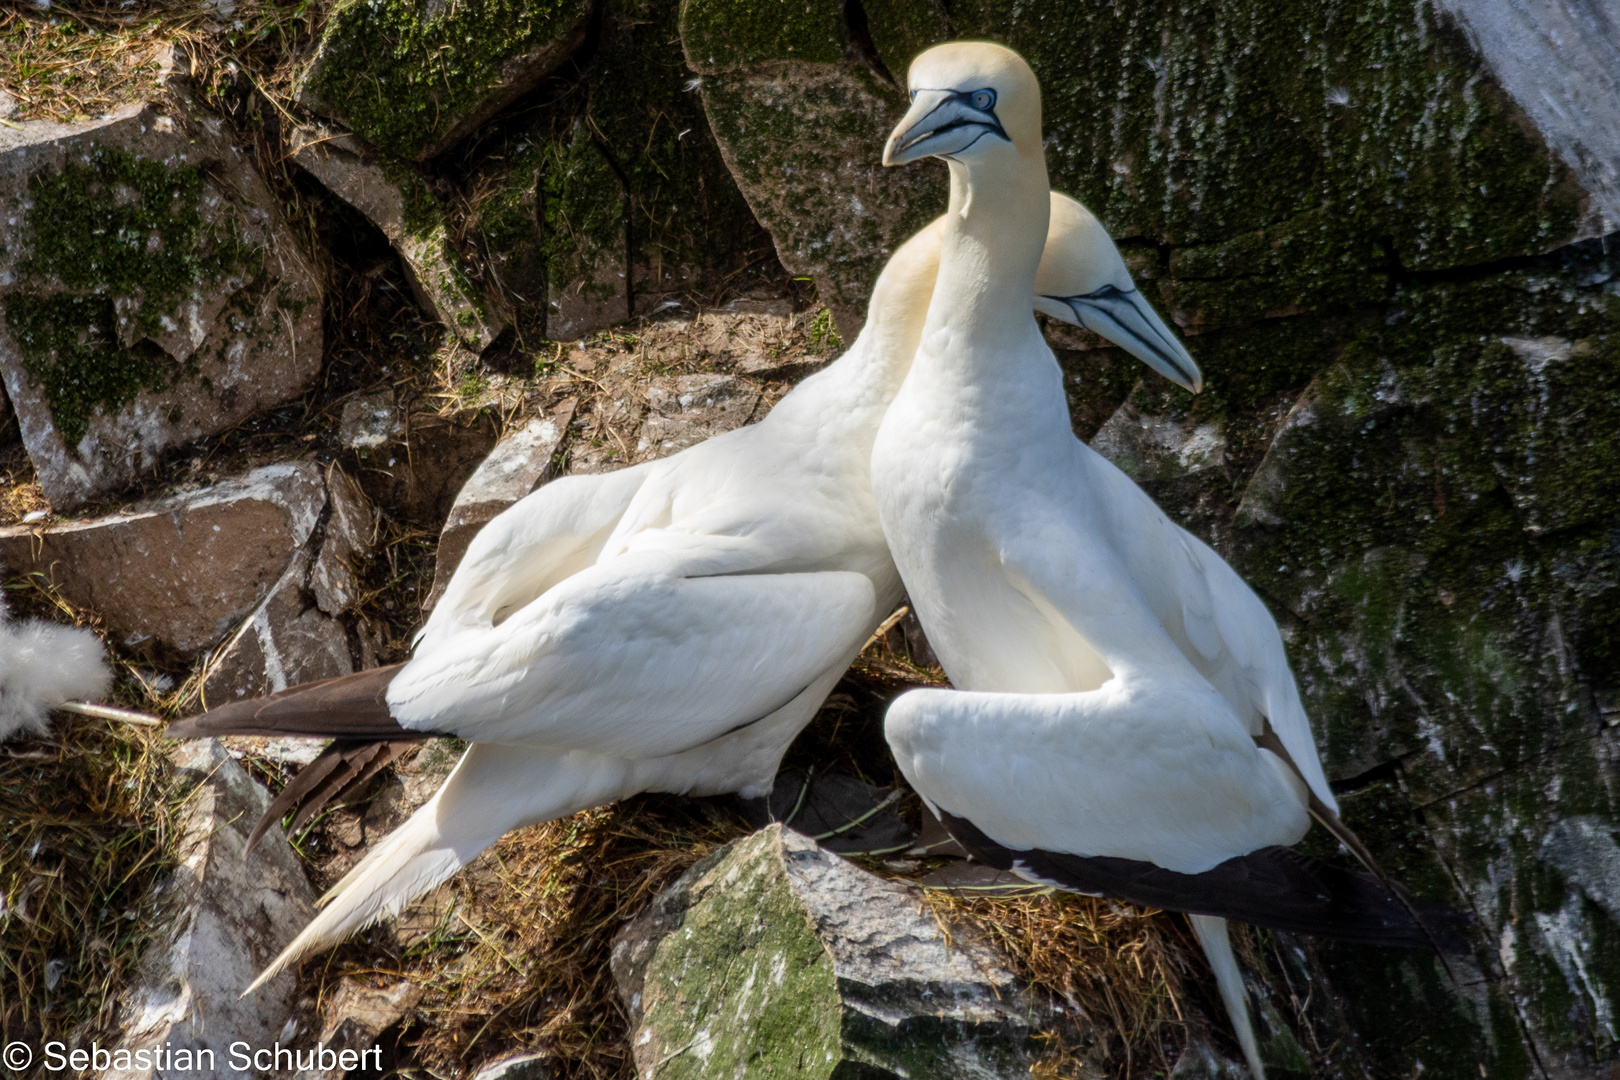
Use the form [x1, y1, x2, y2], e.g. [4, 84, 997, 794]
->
[970, 88, 995, 111]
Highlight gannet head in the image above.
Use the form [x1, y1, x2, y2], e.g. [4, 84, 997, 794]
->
[1035, 193, 1204, 393]
[883, 42, 1042, 168]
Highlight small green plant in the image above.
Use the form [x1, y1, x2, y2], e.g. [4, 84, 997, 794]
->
[808, 307, 842, 352]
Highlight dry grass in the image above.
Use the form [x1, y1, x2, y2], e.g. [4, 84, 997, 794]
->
[303, 794, 751, 1080]
[922, 890, 1211, 1077]
[0, 0, 323, 124]
[0, 575, 193, 1054]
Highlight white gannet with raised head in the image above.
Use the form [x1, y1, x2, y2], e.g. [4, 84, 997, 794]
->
[870, 41, 1466, 1078]
[168, 187, 1184, 991]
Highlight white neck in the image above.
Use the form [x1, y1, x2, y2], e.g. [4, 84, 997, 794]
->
[923, 149, 1050, 355]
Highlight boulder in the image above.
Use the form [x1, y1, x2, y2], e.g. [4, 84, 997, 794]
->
[105, 739, 317, 1080]
[427, 399, 574, 606]
[610, 824, 1085, 1080]
[0, 464, 375, 706]
[0, 101, 323, 510]
[472, 1053, 554, 1080]
[291, 125, 503, 350]
[349, 408, 502, 527]
[200, 468, 376, 705]
[296, 0, 590, 162]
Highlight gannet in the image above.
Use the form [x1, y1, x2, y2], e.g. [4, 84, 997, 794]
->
[168, 189, 1185, 991]
[871, 42, 1465, 1078]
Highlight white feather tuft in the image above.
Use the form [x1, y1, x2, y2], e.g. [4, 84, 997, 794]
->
[0, 617, 113, 742]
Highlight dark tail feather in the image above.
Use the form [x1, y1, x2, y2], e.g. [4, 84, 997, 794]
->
[939, 810, 1472, 952]
[166, 664, 436, 855]
[245, 739, 419, 854]
[166, 664, 422, 740]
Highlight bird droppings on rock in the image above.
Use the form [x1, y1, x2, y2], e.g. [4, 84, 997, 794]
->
[106, 739, 317, 1080]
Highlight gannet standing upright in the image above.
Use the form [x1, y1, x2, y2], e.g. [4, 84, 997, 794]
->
[870, 43, 1465, 1078]
[169, 189, 1186, 991]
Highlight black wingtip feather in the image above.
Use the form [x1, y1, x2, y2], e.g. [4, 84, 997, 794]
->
[939, 811, 1472, 953]
[245, 739, 419, 854]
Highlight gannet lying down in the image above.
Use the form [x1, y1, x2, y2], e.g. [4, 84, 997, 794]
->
[167, 189, 1183, 991]
[871, 42, 1467, 1078]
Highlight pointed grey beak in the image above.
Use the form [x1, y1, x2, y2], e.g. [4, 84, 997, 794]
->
[884, 89, 1010, 167]
[1036, 285, 1203, 393]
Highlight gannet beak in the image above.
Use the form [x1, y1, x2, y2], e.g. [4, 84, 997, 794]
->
[1036, 287, 1203, 393]
[884, 89, 1010, 167]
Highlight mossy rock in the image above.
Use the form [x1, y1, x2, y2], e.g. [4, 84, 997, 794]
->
[610, 825, 1084, 1079]
[0, 101, 323, 509]
[682, 0, 1587, 334]
[469, 0, 772, 342]
[298, 0, 591, 161]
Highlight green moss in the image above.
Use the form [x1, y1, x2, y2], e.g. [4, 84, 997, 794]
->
[679, 0, 844, 69]
[475, 0, 770, 337]
[686, 0, 1582, 325]
[4, 146, 260, 449]
[304, 0, 588, 160]
[641, 831, 844, 1079]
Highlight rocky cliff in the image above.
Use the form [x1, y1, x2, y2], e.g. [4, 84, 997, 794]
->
[1, 0, 1615, 1077]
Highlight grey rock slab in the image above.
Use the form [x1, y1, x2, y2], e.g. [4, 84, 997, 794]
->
[611, 824, 1089, 1080]
[1434, 0, 1620, 239]
[635, 374, 761, 459]
[200, 465, 375, 704]
[295, 0, 590, 162]
[338, 387, 403, 450]
[289, 124, 503, 350]
[426, 399, 574, 606]
[0, 100, 323, 510]
[0, 462, 328, 653]
[104, 739, 317, 1080]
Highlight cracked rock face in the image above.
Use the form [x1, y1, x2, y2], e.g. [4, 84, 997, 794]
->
[611, 825, 1086, 1080]
[105, 739, 316, 1080]
[290, 124, 503, 351]
[0, 100, 323, 510]
[681, 2, 1620, 1072]
[0, 462, 374, 701]
[296, 0, 590, 163]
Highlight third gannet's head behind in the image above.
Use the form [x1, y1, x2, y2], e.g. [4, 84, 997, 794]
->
[883, 42, 1042, 170]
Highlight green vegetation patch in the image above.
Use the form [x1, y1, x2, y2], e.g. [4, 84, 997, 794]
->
[4, 145, 261, 450]
[303, 0, 588, 160]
